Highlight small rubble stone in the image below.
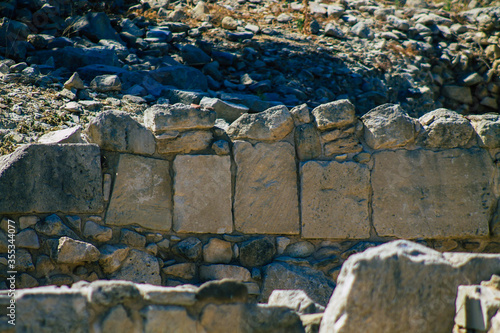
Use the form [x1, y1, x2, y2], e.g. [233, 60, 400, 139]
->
[110, 249, 161, 285]
[203, 238, 233, 264]
[200, 264, 252, 282]
[54, 236, 100, 264]
[239, 238, 276, 267]
[418, 109, 474, 148]
[163, 263, 197, 280]
[172, 237, 202, 261]
[16, 228, 40, 249]
[312, 100, 356, 131]
[64, 72, 85, 90]
[90, 74, 121, 92]
[120, 229, 146, 248]
[83, 221, 112, 242]
[99, 244, 130, 274]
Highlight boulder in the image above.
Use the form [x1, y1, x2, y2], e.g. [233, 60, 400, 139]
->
[71, 12, 122, 43]
[38, 126, 85, 144]
[227, 105, 294, 141]
[35, 47, 120, 71]
[418, 109, 474, 148]
[233, 141, 300, 234]
[312, 100, 356, 131]
[320, 240, 500, 333]
[200, 97, 249, 122]
[442, 85, 473, 104]
[0, 144, 103, 214]
[371, 149, 494, 238]
[144, 103, 216, 134]
[110, 249, 161, 285]
[86, 110, 155, 155]
[181, 44, 211, 66]
[150, 65, 208, 91]
[105, 154, 172, 231]
[361, 103, 419, 149]
[469, 114, 500, 148]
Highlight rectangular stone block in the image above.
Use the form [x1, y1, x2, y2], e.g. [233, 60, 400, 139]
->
[234, 141, 300, 234]
[372, 149, 494, 238]
[106, 154, 172, 231]
[0, 143, 103, 214]
[173, 155, 232, 233]
[300, 160, 370, 239]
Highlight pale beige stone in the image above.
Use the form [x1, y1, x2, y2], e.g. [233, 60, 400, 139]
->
[233, 141, 299, 234]
[371, 149, 494, 238]
[56, 237, 100, 264]
[101, 305, 139, 333]
[138, 284, 198, 306]
[162, 263, 197, 280]
[156, 130, 213, 155]
[312, 99, 356, 131]
[301, 160, 370, 239]
[99, 244, 130, 274]
[142, 305, 199, 333]
[106, 154, 172, 231]
[200, 264, 252, 281]
[173, 155, 232, 234]
[455, 285, 500, 331]
[203, 238, 233, 264]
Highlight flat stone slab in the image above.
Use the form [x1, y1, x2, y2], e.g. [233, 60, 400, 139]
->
[106, 154, 172, 231]
[173, 155, 232, 233]
[300, 160, 370, 239]
[233, 141, 299, 234]
[0, 143, 103, 214]
[372, 148, 494, 238]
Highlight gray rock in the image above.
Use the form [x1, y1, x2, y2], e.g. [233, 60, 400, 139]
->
[181, 44, 211, 66]
[53, 236, 100, 264]
[290, 104, 311, 125]
[120, 229, 146, 248]
[90, 74, 121, 92]
[442, 85, 473, 104]
[156, 130, 213, 154]
[150, 65, 208, 91]
[418, 109, 474, 148]
[240, 238, 276, 267]
[87, 280, 141, 306]
[469, 114, 500, 148]
[36, 47, 120, 71]
[203, 238, 233, 264]
[99, 244, 130, 274]
[163, 89, 208, 105]
[162, 263, 197, 280]
[144, 103, 216, 134]
[262, 262, 336, 306]
[0, 144, 103, 214]
[200, 264, 252, 281]
[172, 237, 202, 261]
[16, 249, 34, 271]
[71, 12, 122, 43]
[64, 72, 85, 90]
[105, 154, 172, 231]
[101, 305, 137, 332]
[120, 18, 143, 37]
[200, 97, 249, 123]
[295, 124, 322, 161]
[324, 24, 345, 38]
[35, 214, 78, 238]
[351, 21, 373, 38]
[0, 18, 30, 47]
[86, 110, 155, 155]
[312, 100, 356, 131]
[284, 241, 315, 258]
[142, 305, 198, 332]
[320, 240, 500, 333]
[361, 104, 419, 149]
[110, 249, 161, 285]
[17, 228, 40, 249]
[269, 290, 325, 314]
[39, 126, 85, 144]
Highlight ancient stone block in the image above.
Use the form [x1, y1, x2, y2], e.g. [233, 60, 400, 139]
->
[144, 103, 216, 134]
[142, 305, 198, 333]
[234, 141, 300, 234]
[295, 123, 322, 160]
[199, 264, 252, 282]
[109, 249, 161, 285]
[418, 108, 474, 148]
[0, 143, 103, 214]
[156, 130, 213, 155]
[371, 149, 494, 238]
[173, 155, 232, 234]
[300, 160, 370, 239]
[106, 154, 172, 231]
[312, 99, 356, 131]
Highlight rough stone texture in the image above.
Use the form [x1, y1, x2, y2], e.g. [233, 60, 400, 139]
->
[86, 110, 155, 155]
[269, 290, 325, 314]
[200, 97, 249, 122]
[312, 99, 356, 130]
[200, 303, 304, 333]
[469, 114, 500, 148]
[284, 241, 315, 258]
[90, 74, 121, 92]
[87, 280, 141, 306]
[239, 238, 276, 267]
[138, 284, 198, 306]
[83, 221, 112, 242]
[120, 229, 146, 248]
[290, 103, 311, 125]
[172, 237, 202, 261]
[301, 160, 371, 239]
[110, 249, 161, 285]
[142, 305, 199, 332]
[200, 264, 252, 282]
[226, 105, 294, 141]
[295, 124, 322, 160]
[17, 288, 89, 333]
[149, 65, 208, 91]
[173, 155, 232, 233]
[234, 141, 299, 234]
[101, 305, 138, 332]
[35, 214, 78, 238]
[156, 130, 213, 155]
[372, 149, 494, 238]
[442, 85, 473, 104]
[162, 263, 197, 280]
[262, 262, 335, 306]
[455, 283, 500, 332]
[53, 237, 100, 264]
[106, 154, 172, 231]
[17, 228, 40, 249]
[320, 240, 500, 333]
[418, 108, 474, 148]
[0, 144, 103, 214]
[38, 126, 85, 144]
[99, 244, 130, 274]
[203, 238, 233, 264]
[144, 103, 216, 134]
[361, 103, 419, 149]
[196, 279, 249, 304]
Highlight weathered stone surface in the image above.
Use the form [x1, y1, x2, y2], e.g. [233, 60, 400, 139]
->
[372, 149, 494, 238]
[144, 103, 216, 134]
[163, 263, 197, 280]
[469, 114, 500, 148]
[17, 288, 89, 333]
[38, 126, 85, 144]
[284, 241, 315, 258]
[156, 130, 213, 155]
[442, 85, 473, 104]
[138, 284, 198, 306]
[90, 74, 121, 92]
[227, 105, 294, 141]
[454, 283, 500, 332]
[35, 214, 78, 238]
[262, 262, 336, 306]
[142, 305, 198, 332]
[101, 305, 138, 332]
[200, 303, 304, 333]
[86, 110, 155, 155]
[0, 144, 103, 214]
[99, 244, 130, 274]
[239, 238, 276, 267]
[269, 290, 325, 314]
[295, 124, 322, 161]
[16, 249, 34, 271]
[320, 240, 500, 333]
[290, 103, 311, 125]
[200, 264, 252, 282]
[200, 97, 249, 122]
[361, 104, 419, 149]
[323, 137, 363, 156]
[172, 237, 202, 261]
[418, 108, 474, 148]
[83, 221, 112, 242]
[106, 154, 172, 231]
[196, 279, 248, 303]
[150, 65, 208, 91]
[53, 237, 100, 264]
[17, 228, 40, 249]
[203, 238, 233, 264]
[173, 155, 232, 233]
[301, 160, 370, 239]
[120, 229, 146, 248]
[88, 280, 141, 306]
[110, 249, 161, 285]
[234, 141, 299, 234]
[312, 99, 356, 130]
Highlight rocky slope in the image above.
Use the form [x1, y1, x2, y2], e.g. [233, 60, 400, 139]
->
[0, 0, 500, 154]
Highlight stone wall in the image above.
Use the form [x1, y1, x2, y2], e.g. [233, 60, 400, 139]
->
[1, 100, 500, 303]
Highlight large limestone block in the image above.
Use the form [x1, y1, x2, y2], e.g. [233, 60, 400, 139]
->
[372, 149, 494, 238]
[233, 141, 300, 234]
[156, 130, 213, 155]
[312, 99, 356, 131]
[110, 249, 161, 285]
[319, 240, 500, 333]
[301, 161, 370, 239]
[106, 154, 172, 231]
[17, 287, 89, 333]
[0, 143, 103, 214]
[144, 103, 216, 134]
[173, 155, 232, 233]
